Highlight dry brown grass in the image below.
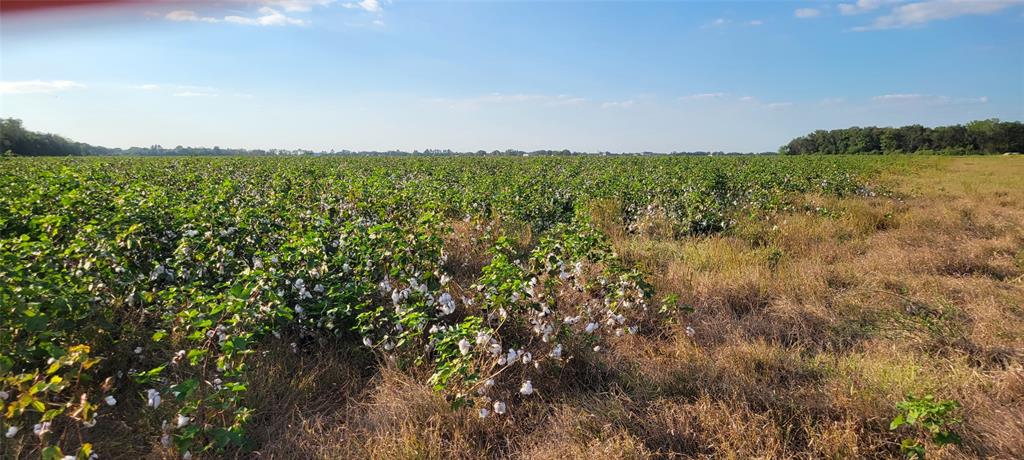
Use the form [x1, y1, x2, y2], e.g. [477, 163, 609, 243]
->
[121, 157, 1022, 459]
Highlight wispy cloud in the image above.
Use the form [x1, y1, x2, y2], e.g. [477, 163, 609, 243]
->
[838, 0, 897, 15]
[426, 93, 588, 109]
[600, 99, 635, 109]
[854, 0, 1024, 30]
[165, 7, 306, 26]
[343, 0, 382, 13]
[681, 92, 726, 100]
[872, 93, 927, 100]
[0, 80, 85, 94]
[132, 84, 254, 99]
[872, 93, 989, 104]
[794, 8, 822, 18]
[173, 91, 218, 97]
[264, 0, 335, 12]
[226, 7, 306, 25]
[165, 10, 221, 23]
[706, 17, 729, 27]
[703, 17, 764, 29]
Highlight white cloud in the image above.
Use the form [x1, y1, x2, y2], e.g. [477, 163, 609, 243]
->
[225, 7, 306, 26]
[873, 93, 926, 100]
[132, 84, 252, 98]
[166, 6, 305, 26]
[838, 0, 897, 15]
[343, 0, 381, 13]
[748, 19, 764, 25]
[426, 93, 588, 109]
[738, 96, 756, 102]
[264, 0, 334, 12]
[872, 93, 989, 104]
[855, 0, 1024, 30]
[0, 80, 85, 94]
[765, 102, 794, 109]
[794, 8, 822, 18]
[681, 92, 726, 100]
[165, 10, 220, 23]
[600, 100, 635, 109]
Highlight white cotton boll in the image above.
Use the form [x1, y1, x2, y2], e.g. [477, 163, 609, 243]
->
[294, 306, 304, 314]
[484, 378, 495, 389]
[182, 451, 192, 460]
[104, 395, 117, 406]
[161, 433, 172, 448]
[519, 380, 534, 396]
[549, 344, 563, 359]
[134, 346, 143, 354]
[5, 426, 18, 438]
[146, 389, 161, 408]
[593, 345, 602, 352]
[479, 407, 490, 418]
[313, 284, 325, 293]
[506, 349, 518, 363]
[493, 401, 506, 415]
[585, 322, 599, 334]
[33, 422, 50, 436]
[458, 338, 472, 355]
[383, 341, 395, 351]
[61, 456, 75, 460]
[520, 352, 532, 364]
[475, 331, 491, 346]
[488, 342, 502, 356]
[627, 325, 639, 334]
[176, 414, 190, 428]
[685, 326, 696, 337]
[0, 391, 8, 400]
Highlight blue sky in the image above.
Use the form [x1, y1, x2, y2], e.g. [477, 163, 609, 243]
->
[1, 0, 1022, 152]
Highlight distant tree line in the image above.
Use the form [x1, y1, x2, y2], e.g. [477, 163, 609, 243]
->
[2, 118, 778, 157]
[780, 119, 1024, 155]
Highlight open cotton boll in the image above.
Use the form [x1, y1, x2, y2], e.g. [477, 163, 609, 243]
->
[146, 389, 161, 408]
[549, 343, 563, 359]
[520, 380, 534, 395]
[458, 338, 472, 355]
[493, 401, 506, 415]
[104, 395, 117, 406]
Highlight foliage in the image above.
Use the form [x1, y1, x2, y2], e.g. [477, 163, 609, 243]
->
[890, 394, 962, 459]
[780, 119, 1024, 155]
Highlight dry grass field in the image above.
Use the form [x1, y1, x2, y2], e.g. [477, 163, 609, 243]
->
[225, 157, 1022, 459]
